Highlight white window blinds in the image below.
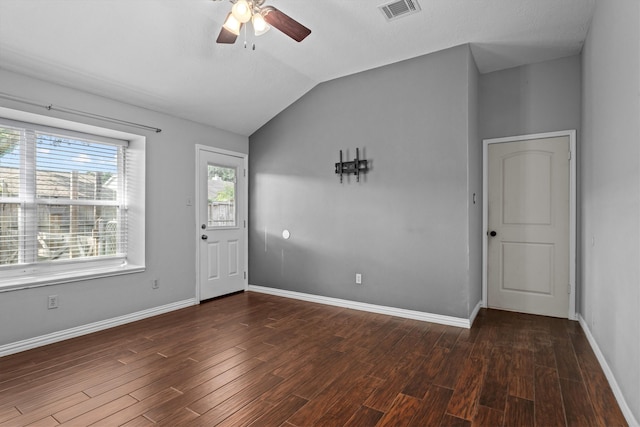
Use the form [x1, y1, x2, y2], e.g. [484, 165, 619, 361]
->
[0, 118, 128, 267]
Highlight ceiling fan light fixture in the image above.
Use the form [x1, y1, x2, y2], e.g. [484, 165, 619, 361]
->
[215, 1, 311, 45]
[252, 12, 270, 36]
[222, 12, 242, 35]
[231, 0, 253, 23]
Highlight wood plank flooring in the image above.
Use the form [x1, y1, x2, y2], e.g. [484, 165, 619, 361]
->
[0, 291, 628, 426]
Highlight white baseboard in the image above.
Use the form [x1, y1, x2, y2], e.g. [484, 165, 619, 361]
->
[248, 285, 473, 328]
[0, 298, 198, 357]
[469, 300, 482, 326]
[578, 315, 639, 427]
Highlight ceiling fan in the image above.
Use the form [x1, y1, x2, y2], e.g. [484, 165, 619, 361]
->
[215, 0, 311, 44]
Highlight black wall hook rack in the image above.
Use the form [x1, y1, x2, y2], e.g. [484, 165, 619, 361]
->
[335, 148, 369, 183]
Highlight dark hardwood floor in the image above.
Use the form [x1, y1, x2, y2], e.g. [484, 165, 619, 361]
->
[0, 291, 627, 426]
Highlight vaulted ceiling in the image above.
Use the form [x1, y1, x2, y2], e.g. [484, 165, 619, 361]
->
[0, 0, 595, 136]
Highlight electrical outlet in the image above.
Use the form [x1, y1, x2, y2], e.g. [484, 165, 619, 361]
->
[355, 273, 362, 285]
[152, 279, 159, 289]
[47, 295, 59, 309]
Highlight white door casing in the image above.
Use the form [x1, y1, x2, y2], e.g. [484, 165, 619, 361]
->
[482, 131, 576, 319]
[196, 146, 247, 301]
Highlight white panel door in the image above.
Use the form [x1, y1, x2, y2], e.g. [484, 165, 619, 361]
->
[197, 149, 246, 301]
[487, 136, 570, 318]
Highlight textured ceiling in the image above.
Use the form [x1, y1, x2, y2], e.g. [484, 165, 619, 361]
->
[0, 0, 595, 136]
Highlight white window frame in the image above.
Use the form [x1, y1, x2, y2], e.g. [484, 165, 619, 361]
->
[0, 107, 145, 291]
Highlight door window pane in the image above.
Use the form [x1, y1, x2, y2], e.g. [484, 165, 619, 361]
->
[208, 165, 236, 227]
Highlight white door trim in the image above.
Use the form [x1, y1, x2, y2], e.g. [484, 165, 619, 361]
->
[482, 130, 577, 320]
[195, 144, 249, 303]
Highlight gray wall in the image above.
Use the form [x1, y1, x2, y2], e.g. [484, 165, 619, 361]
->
[479, 55, 582, 140]
[249, 44, 481, 319]
[580, 0, 640, 423]
[478, 55, 583, 310]
[0, 69, 247, 346]
[467, 49, 482, 311]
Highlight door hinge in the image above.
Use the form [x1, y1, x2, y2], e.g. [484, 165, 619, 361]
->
[244, 220, 246, 228]
[568, 151, 572, 160]
[244, 169, 246, 177]
[244, 271, 247, 280]
[568, 283, 572, 294]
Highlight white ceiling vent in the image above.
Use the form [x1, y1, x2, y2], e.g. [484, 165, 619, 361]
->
[379, 0, 421, 21]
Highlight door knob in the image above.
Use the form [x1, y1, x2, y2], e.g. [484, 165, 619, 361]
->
[201, 234, 208, 240]
[489, 231, 497, 237]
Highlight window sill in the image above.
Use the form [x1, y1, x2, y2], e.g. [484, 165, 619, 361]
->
[0, 263, 145, 292]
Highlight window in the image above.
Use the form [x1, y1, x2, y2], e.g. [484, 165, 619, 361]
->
[0, 114, 144, 288]
[207, 165, 236, 227]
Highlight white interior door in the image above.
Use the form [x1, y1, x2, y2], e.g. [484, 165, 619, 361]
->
[197, 148, 246, 301]
[486, 134, 573, 318]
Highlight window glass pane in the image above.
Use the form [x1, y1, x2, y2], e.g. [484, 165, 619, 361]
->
[0, 203, 19, 265]
[208, 165, 236, 227]
[0, 119, 128, 270]
[0, 126, 21, 199]
[37, 204, 119, 260]
[36, 133, 119, 201]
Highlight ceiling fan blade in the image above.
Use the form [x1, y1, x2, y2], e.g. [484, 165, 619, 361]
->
[262, 6, 311, 42]
[216, 26, 239, 44]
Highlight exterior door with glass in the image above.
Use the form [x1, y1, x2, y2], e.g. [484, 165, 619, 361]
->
[197, 147, 246, 301]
